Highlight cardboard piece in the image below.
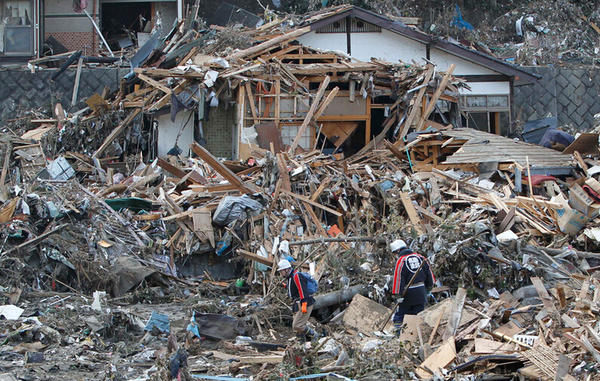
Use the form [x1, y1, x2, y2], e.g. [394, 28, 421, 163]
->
[569, 183, 600, 217]
[192, 209, 215, 247]
[342, 294, 393, 334]
[562, 133, 600, 155]
[474, 337, 517, 354]
[399, 314, 423, 342]
[553, 193, 590, 235]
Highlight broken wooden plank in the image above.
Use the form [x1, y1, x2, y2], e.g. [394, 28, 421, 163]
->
[276, 153, 291, 191]
[288, 76, 331, 153]
[383, 139, 407, 161]
[190, 142, 251, 194]
[416, 337, 456, 379]
[244, 81, 259, 125]
[314, 86, 340, 119]
[530, 276, 560, 323]
[399, 191, 425, 235]
[310, 178, 331, 202]
[415, 64, 455, 132]
[239, 355, 284, 364]
[137, 73, 172, 94]
[442, 287, 467, 342]
[428, 305, 446, 346]
[71, 56, 84, 106]
[237, 249, 274, 267]
[280, 189, 342, 216]
[157, 157, 206, 184]
[396, 64, 435, 141]
[93, 109, 141, 158]
[228, 27, 310, 61]
[3, 223, 69, 256]
[0, 144, 12, 185]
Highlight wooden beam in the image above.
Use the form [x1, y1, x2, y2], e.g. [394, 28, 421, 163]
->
[280, 189, 342, 216]
[238, 249, 274, 267]
[310, 178, 331, 202]
[415, 64, 455, 132]
[3, 223, 70, 256]
[276, 153, 291, 191]
[93, 108, 141, 158]
[71, 56, 84, 106]
[530, 276, 560, 322]
[157, 157, 206, 184]
[383, 139, 407, 161]
[399, 191, 425, 235]
[396, 64, 435, 142]
[137, 73, 172, 94]
[227, 27, 310, 61]
[288, 76, 331, 154]
[313, 87, 340, 120]
[189, 142, 251, 194]
[275, 78, 281, 126]
[244, 81, 259, 125]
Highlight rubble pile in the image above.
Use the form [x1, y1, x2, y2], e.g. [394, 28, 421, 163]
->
[3, 4, 600, 381]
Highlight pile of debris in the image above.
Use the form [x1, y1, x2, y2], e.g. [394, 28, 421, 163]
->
[3, 4, 600, 381]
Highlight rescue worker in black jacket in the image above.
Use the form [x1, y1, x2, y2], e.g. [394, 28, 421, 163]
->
[390, 239, 435, 330]
[278, 259, 317, 342]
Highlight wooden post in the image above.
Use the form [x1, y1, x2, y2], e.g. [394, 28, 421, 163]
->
[288, 76, 330, 154]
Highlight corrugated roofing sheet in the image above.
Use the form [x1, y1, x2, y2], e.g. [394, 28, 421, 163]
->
[441, 128, 575, 169]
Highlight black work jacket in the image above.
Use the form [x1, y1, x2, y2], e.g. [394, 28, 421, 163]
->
[286, 270, 315, 312]
[391, 248, 435, 306]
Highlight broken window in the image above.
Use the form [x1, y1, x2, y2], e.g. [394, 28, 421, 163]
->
[460, 95, 510, 134]
[0, 0, 34, 56]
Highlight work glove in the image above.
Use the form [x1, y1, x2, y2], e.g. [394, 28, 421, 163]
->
[301, 302, 307, 313]
[397, 297, 405, 304]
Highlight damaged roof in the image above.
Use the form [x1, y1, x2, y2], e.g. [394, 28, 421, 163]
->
[441, 128, 575, 172]
[294, 5, 539, 84]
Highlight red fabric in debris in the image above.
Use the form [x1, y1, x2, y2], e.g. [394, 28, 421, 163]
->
[523, 175, 558, 186]
[582, 185, 600, 203]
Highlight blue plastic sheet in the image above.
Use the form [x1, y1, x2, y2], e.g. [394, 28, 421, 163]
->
[144, 311, 170, 333]
[451, 5, 474, 31]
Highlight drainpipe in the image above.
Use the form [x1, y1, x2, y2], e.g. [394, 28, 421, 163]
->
[177, 0, 183, 22]
[346, 16, 351, 56]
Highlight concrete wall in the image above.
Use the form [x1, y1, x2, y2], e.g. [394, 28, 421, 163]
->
[0, 66, 128, 121]
[513, 66, 600, 132]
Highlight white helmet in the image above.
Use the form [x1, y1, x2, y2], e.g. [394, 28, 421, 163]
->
[277, 259, 292, 271]
[390, 239, 407, 252]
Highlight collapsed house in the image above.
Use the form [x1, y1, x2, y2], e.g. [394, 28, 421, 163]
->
[2, 3, 600, 381]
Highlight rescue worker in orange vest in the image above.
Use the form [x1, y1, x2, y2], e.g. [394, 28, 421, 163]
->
[278, 259, 317, 342]
[390, 239, 435, 330]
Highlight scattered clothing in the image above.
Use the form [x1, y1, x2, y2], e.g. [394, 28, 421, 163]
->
[539, 129, 574, 150]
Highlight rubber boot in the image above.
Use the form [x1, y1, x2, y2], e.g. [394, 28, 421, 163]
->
[393, 322, 403, 337]
[296, 333, 306, 343]
[304, 327, 318, 342]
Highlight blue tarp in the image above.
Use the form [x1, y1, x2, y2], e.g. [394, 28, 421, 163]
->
[144, 311, 170, 333]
